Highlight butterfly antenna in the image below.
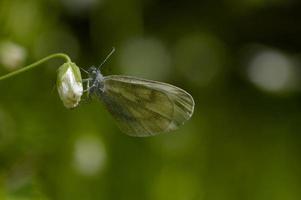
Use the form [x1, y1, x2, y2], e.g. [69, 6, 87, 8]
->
[80, 67, 89, 74]
[98, 47, 115, 69]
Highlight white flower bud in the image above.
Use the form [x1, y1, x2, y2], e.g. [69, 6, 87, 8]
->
[57, 62, 83, 109]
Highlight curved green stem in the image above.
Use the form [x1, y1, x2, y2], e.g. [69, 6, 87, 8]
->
[0, 53, 71, 81]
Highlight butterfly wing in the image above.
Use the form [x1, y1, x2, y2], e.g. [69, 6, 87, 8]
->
[98, 75, 195, 137]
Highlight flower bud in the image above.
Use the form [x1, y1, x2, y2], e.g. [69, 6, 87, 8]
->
[57, 62, 83, 108]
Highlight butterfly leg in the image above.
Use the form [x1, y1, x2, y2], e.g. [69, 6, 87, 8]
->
[81, 79, 95, 103]
[82, 78, 92, 82]
[83, 79, 93, 92]
[83, 87, 95, 93]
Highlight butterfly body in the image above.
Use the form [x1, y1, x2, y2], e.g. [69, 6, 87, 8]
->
[86, 66, 194, 137]
[87, 66, 104, 93]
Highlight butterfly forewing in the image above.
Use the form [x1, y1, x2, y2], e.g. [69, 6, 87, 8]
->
[98, 75, 194, 137]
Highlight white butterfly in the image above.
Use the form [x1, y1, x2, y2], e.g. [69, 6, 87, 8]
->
[84, 49, 194, 137]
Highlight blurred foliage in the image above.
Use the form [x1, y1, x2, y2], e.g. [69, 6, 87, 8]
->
[1, 0, 301, 199]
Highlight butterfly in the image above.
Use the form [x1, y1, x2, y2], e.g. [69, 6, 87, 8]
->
[83, 48, 194, 137]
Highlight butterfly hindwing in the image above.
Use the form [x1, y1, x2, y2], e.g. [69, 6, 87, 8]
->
[97, 75, 194, 137]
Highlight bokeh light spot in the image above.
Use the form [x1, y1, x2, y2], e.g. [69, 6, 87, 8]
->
[173, 33, 226, 87]
[247, 49, 299, 93]
[33, 30, 79, 65]
[73, 135, 106, 176]
[0, 40, 26, 70]
[119, 37, 171, 80]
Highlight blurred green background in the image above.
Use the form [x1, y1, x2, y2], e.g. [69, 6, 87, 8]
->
[1, 0, 301, 199]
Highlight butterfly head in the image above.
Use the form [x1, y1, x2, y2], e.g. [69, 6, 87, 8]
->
[88, 66, 103, 80]
[88, 66, 98, 76]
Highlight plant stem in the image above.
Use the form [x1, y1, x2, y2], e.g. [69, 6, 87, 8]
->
[0, 53, 71, 81]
